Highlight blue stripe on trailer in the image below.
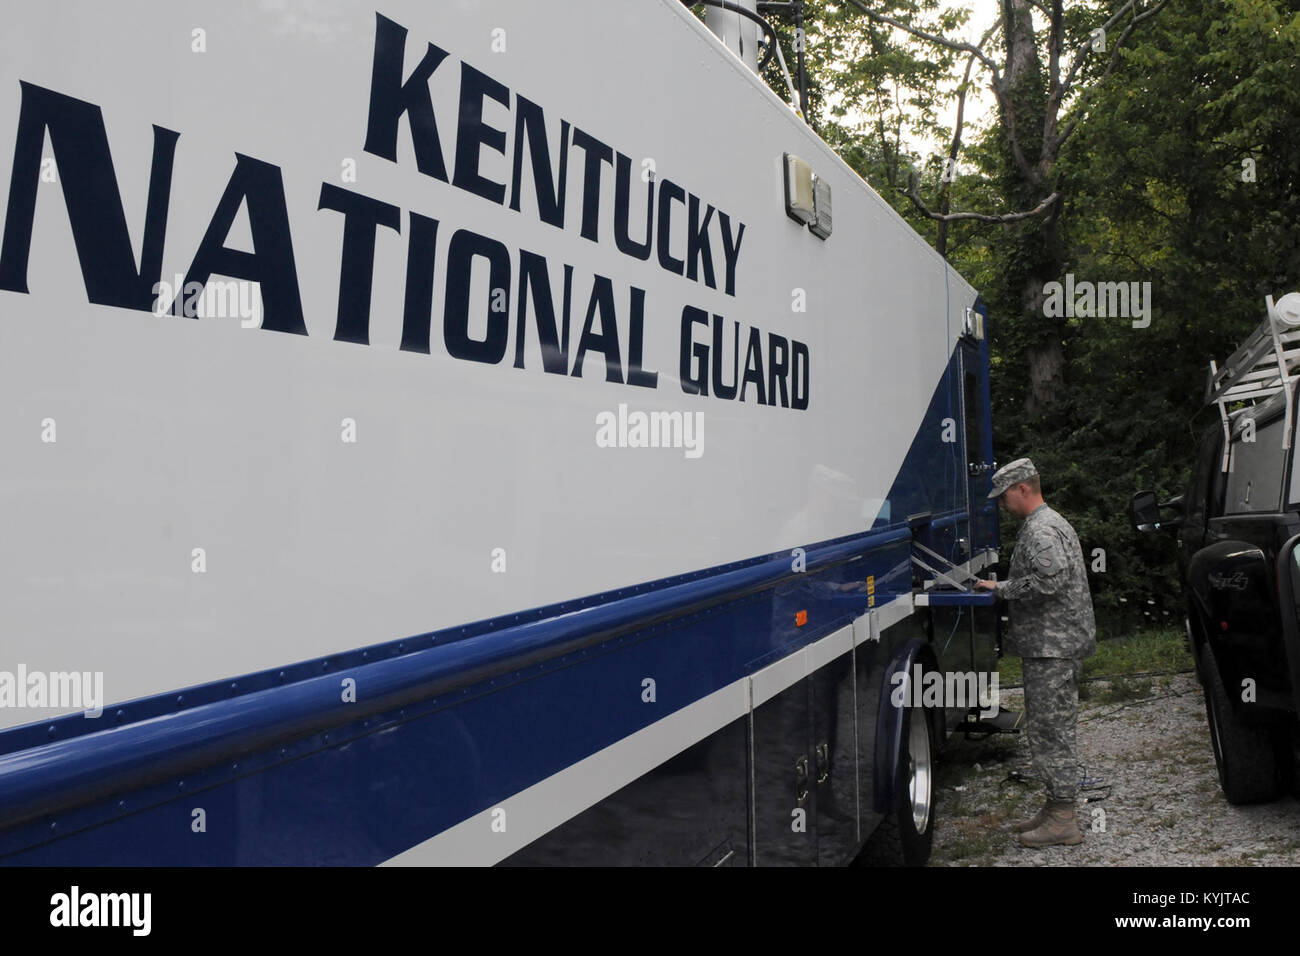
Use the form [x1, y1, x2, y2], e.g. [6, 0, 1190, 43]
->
[916, 591, 997, 607]
[0, 335, 989, 865]
[0, 527, 913, 864]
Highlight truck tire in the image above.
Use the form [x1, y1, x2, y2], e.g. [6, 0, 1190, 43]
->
[1200, 643, 1281, 804]
[858, 700, 936, 866]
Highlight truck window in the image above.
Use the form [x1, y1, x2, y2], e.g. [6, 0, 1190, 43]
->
[1224, 417, 1285, 513]
[1289, 425, 1300, 506]
[1186, 428, 1218, 525]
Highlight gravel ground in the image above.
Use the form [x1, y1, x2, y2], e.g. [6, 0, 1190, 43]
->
[929, 672, 1300, 866]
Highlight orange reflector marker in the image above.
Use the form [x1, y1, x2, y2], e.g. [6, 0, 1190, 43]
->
[795, 610, 808, 627]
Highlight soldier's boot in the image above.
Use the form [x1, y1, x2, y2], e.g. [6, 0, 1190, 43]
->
[1009, 798, 1051, 833]
[1017, 799, 1084, 848]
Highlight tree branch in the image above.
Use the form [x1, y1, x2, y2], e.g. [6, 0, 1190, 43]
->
[839, 2, 1054, 186]
[1048, 0, 1064, 97]
[1054, 0, 1170, 150]
[906, 174, 1060, 223]
[937, 23, 1000, 255]
[1058, 0, 1167, 105]
[840, 0, 1001, 75]
[1058, 0, 1136, 97]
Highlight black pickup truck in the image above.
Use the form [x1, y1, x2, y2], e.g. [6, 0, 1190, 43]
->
[1133, 371, 1300, 804]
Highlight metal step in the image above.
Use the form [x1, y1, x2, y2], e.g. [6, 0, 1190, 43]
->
[962, 707, 1023, 735]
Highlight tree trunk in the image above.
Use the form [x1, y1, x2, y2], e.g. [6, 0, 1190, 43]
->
[999, 0, 1067, 414]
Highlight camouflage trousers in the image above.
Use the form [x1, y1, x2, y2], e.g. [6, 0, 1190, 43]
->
[1022, 657, 1084, 801]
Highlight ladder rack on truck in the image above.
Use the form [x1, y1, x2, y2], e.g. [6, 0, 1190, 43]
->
[1205, 292, 1300, 468]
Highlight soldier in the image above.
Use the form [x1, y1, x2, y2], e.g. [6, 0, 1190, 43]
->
[975, 458, 1096, 848]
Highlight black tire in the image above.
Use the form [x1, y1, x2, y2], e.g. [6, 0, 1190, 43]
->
[1281, 723, 1300, 797]
[1200, 643, 1282, 804]
[858, 701, 936, 866]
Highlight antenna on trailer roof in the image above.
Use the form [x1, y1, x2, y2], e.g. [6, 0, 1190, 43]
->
[690, 0, 810, 122]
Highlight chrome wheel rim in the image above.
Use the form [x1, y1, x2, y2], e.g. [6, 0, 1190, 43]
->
[907, 712, 933, 833]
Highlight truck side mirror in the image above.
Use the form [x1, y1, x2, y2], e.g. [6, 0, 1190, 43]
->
[1130, 491, 1162, 531]
[1131, 490, 1183, 532]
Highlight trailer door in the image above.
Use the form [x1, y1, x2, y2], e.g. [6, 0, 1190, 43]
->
[960, 330, 996, 556]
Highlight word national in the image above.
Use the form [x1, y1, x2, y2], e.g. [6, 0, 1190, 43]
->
[0, 13, 812, 411]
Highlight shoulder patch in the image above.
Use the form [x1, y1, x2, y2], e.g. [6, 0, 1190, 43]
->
[1030, 538, 1068, 575]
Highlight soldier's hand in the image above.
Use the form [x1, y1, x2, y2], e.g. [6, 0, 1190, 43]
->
[974, 579, 998, 591]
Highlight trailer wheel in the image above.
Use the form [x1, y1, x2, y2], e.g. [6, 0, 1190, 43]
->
[1200, 643, 1281, 804]
[859, 701, 936, 866]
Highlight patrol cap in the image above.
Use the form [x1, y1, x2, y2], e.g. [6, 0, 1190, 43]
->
[988, 457, 1038, 499]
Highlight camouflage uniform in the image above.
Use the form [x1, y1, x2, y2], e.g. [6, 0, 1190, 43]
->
[989, 459, 1096, 802]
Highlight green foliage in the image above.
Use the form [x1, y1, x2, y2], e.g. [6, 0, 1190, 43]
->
[746, 0, 1300, 621]
[1041, 0, 1300, 619]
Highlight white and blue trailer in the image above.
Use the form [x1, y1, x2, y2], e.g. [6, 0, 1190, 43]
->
[0, 0, 999, 866]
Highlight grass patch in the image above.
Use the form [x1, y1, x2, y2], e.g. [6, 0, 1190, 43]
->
[927, 734, 1031, 864]
[934, 812, 1007, 863]
[1085, 629, 1194, 678]
[1085, 675, 1154, 704]
[999, 628, 1193, 687]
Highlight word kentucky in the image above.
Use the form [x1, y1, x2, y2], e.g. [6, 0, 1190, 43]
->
[0, 13, 812, 410]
